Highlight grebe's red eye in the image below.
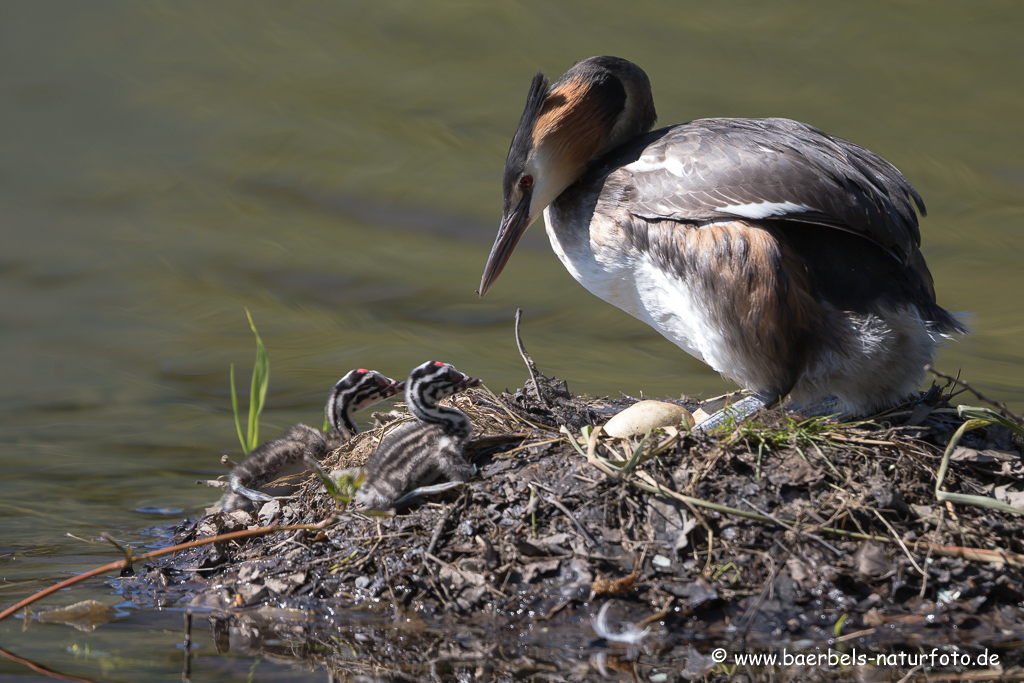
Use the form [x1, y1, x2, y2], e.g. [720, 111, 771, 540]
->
[518, 174, 534, 190]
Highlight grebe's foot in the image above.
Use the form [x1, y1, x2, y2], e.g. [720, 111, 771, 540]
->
[391, 480, 472, 510]
[693, 394, 773, 432]
[783, 396, 846, 419]
[694, 394, 847, 432]
[230, 482, 293, 505]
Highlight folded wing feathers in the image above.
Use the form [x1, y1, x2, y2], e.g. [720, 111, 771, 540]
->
[621, 118, 923, 264]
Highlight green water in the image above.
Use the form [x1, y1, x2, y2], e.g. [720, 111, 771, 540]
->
[2, 2, 1022, 679]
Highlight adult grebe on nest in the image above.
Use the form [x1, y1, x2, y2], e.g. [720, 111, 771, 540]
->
[480, 56, 964, 427]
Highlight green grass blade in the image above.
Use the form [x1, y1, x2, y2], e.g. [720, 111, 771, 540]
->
[244, 309, 270, 453]
[935, 408, 1023, 516]
[621, 428, 653, 474]
[958, 405, 1024, 438]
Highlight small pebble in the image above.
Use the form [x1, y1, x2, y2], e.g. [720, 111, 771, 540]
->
[652, 554, 671, 569]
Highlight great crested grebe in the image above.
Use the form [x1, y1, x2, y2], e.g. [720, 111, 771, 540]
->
[480, 56, 964, 425]
[220, 369, 403, 512]
[355, 361, 481, 510]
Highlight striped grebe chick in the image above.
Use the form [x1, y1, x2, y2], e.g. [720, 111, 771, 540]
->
[220, 369, 403, 512]
[355, 361, 481, 510]
[480, 56, 965, 427]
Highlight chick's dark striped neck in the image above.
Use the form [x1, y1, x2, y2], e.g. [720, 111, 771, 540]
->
[404, 363, 474, 439]
[328, 375, 372, 437]
[408, 399, 472, 439]
[327, 370, 400, 439]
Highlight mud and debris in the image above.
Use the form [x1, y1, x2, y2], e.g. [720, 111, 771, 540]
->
[120, 373, 1024, 680]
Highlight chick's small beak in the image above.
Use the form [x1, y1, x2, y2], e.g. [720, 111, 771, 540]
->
[479, 189, 532, 297]
[388, 380, 405, 396]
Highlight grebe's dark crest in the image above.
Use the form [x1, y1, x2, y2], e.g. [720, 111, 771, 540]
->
[481, 56, 964, 424]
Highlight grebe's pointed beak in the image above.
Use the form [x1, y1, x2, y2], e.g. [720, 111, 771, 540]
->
[479, 189, 532, 297]
[387, 380, 405, 397]
[456, 373, 483, 390]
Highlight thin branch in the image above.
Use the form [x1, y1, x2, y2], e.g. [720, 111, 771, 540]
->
[99, 533, 133, 573]
[741, 498, 842, 556]
[422, 496, 462, 565]
[182, 610, 193, 683]
[544, 494, 598, 547]
[514, 308, 548, 408]
[927, 365, 1023, 423]
[872, 509, 925, 576]
[919, 507, 944, 600]
[0, 645, 100, 683]
[0, 515, 337, 623]
[479, 384, 552, 432]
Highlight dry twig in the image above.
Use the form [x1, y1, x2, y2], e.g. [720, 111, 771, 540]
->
[514, 308, 548, 409]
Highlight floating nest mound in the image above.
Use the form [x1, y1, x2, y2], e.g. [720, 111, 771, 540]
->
[122, 375, 1024, 680]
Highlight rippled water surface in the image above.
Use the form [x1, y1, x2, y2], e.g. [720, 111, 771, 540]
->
[2, 2, 1022, 679]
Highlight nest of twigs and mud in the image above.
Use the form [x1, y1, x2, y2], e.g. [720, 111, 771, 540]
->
[121, 374, 1024, 681]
